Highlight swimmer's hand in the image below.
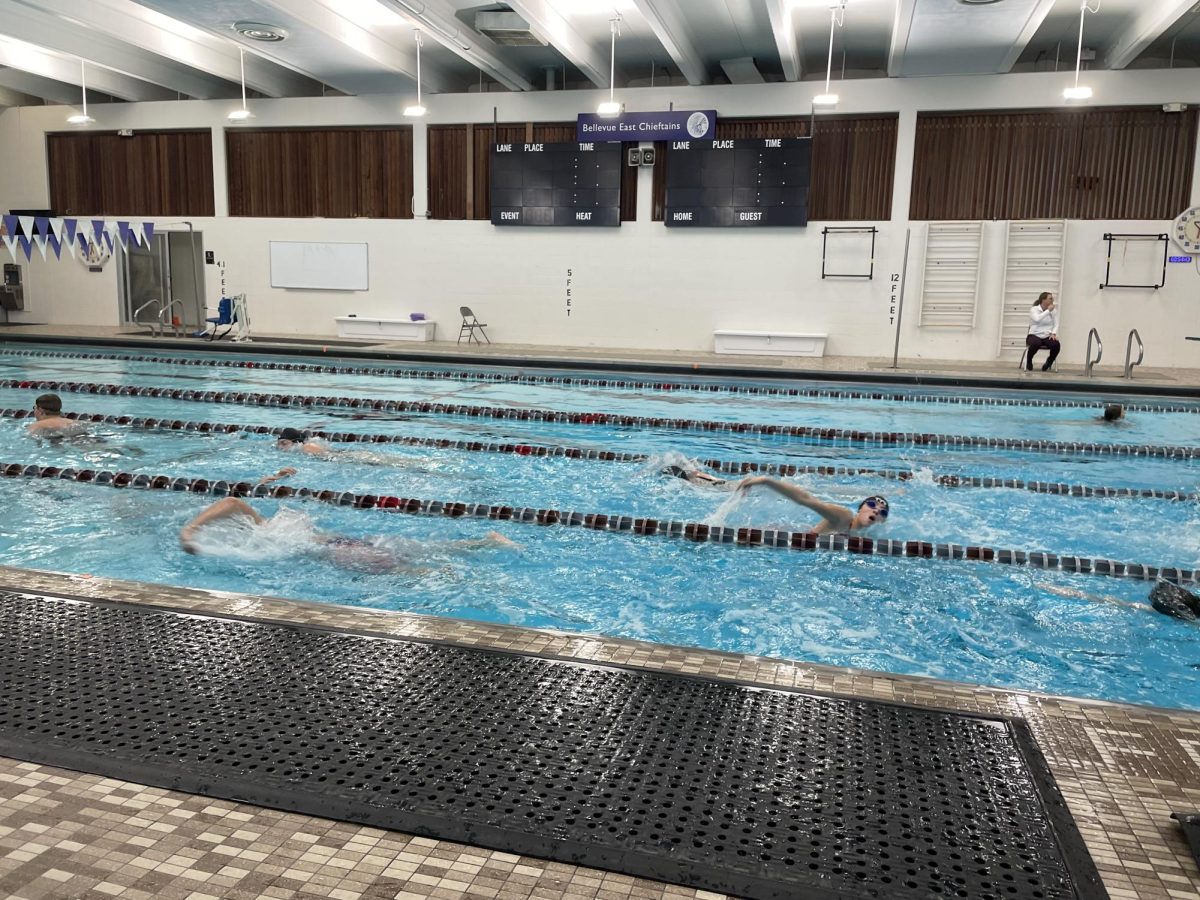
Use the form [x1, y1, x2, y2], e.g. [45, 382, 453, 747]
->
[485, 531, 520, 549]
[180, 525, 199, 555]
[736, 475, 770, 491]
[257, 467, 297, 485]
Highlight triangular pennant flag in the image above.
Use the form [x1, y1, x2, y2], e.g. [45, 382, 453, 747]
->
[143, 222, 155, 244]
[130, 221, 146, 247]
[103, 220, 119, 252]
[1, 231, 16, 261]
[34, 216, 49, 239]
[92, 219, 104, 242]
[1, 214, 16, 237]
[32, 231, 48, 261]
[46, 232, 62, 260]
[18, 216, 35, 240]
[63, 220, 78, 259]
[117, 221, 132, 249]
[17, 235, 32, 261]
[49, 218, 65, 241]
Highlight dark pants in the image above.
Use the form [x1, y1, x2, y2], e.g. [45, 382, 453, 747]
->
[1026, 334, 1061, 371]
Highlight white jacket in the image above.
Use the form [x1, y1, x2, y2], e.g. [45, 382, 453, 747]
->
[1028, 305, 1058, 338]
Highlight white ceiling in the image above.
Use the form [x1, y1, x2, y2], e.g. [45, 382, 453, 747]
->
[0, 0, 1196, 109]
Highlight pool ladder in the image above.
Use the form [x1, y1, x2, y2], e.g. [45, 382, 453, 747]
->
[1084, 328, 1103, 377]
[1124, 328, 1144, 379]
[160, 299, 185, 337]
[132, 298, 163, 336]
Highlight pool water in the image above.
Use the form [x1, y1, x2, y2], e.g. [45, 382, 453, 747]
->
[2, 344, 1199, 710]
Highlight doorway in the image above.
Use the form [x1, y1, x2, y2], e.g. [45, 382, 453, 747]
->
[118, 229, 206, 331]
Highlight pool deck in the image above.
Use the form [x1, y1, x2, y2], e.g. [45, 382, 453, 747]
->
[2, 323, 1199, 394]
[0, 327, 1198, 899]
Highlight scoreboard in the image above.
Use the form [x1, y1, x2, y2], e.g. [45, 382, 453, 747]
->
[491, 141, 622, 227]
[664, 137, 811, 227]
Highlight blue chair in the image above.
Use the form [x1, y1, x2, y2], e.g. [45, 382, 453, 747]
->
[205, 297, 235, 341]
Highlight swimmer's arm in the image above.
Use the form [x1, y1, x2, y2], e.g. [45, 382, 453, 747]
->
[737, 476, 852, 525]
[180, 498, 263, 553]
[1037, 582, 1151, 612]
[257, 467, 297, 485]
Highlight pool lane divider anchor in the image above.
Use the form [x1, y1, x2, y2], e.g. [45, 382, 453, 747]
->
[3, 459, 1196, 588]
[4, 407, 1197, 504]
[8, 346, 1199, 414]
[5, 378, 1199, 460]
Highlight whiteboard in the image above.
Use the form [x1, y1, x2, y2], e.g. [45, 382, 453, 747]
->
[269, 241, 369, 291]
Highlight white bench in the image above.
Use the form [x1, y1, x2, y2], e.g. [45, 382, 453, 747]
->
[713, 330, 827, 357]
[335, 316, 435, 341]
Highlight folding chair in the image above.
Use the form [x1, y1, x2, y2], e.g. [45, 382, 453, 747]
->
[204, 297, 235, 341]
[457, 306, 490, 344]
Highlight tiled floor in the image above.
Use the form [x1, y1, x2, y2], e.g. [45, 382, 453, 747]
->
[0, 566, 1197, 900]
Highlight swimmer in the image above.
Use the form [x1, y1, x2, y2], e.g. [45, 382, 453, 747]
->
[661, 464, 736, 490]
[276, 427, 433, 469]
[180, 494, 516, 572]
[26, 393, 86, 437]
[1100, 404, 1125, 423]
[736, 476, 888, 534]
[1038, 580, 1199, 621]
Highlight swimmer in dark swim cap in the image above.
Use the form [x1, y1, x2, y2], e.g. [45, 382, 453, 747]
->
[736, 476, 888, 534]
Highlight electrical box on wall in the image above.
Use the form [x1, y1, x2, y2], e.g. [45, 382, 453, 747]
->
[627, 148, 642, 166]
[640, 147, 656, 166]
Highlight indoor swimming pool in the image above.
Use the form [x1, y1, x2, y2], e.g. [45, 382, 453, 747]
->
[2, 343, 1199, 711]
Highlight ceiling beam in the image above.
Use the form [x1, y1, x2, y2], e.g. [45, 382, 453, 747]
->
[997, 0, 1058, 73]
[763, 0, 801, 82]
[256, 0, 457, 93]
[0, 82, 39, 107]
[15, 0, 317, 98]
[629, 0, 706, 85]
[0, 67, 88, 105]
[1, 0, 234, 100]
[505, 0, 611, 88]
[1105, 0, 1197, 69]
[887, 0, 916, 78]
[376, 0, 534, 91]
[0, 38, 174, 101]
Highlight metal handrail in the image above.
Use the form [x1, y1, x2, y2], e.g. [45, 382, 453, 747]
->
[1085, 327, 1103, 378]
[133, 298, 162, 336]
[160, 299, 185, 337]
[1124, 328, 1144, 379]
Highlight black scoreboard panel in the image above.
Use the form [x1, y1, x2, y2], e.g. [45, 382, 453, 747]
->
[491, 141, 622, 226]
[664, 137, 811, 227]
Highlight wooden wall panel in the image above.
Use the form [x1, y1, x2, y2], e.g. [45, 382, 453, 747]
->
[227, 127, 412, 218]
[911, 107, 1198, 220]
[48, 130, 214, 217]
[427, 125, 467, 220]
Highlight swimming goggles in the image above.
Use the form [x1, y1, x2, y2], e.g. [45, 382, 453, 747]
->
[863, 497, 889, 519]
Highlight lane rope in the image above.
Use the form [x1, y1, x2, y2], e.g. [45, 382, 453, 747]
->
[1, 459, 1192, 586]
[4, 407, 1197, 503]
[5, 378, 1199, 460]
[4, 346, 1198, 413]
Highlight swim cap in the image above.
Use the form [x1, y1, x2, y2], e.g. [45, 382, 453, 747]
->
[1149, 582, 1200, 621]
[278, 427, 305, 442]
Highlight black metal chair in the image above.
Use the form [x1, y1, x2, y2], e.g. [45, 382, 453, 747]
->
[457, 306, 490, 344]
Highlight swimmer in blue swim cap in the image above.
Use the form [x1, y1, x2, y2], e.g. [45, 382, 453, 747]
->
[736, 476, 888, 535]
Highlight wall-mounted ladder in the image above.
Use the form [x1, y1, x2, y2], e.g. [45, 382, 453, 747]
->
[997, 220, 1065, 358]
[919, 222, 983, 329]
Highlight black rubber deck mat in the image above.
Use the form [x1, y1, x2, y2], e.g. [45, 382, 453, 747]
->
[0, 588, 1107, 900]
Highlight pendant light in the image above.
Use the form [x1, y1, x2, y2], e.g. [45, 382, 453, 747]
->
[227, 46, 255, 121]
[813, 2, 845, 107]
[403, 29, 427, 116]
[67, 59, 95, 127]
[1063, 0, 1100, 101]
[597, 15, 622, 117]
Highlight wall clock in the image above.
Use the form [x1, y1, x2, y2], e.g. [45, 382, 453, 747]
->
[1172, 206, 1200, 254]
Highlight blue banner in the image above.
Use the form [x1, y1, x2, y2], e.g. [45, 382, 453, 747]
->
[577, 109, 716, 142]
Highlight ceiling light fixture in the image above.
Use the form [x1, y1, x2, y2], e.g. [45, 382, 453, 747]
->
[813, 2, 845, 107]
[227, 46, 255, 122]
[66, 59, 95, 127]
[1063, 0, 1100, 101]
[403, 29, 427, 117]
[233, 21, 288, 42]
[597, 15, 622, 117]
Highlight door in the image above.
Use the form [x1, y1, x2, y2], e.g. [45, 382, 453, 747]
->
[118, 230, 206, 330]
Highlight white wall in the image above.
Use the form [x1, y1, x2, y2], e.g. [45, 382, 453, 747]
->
[2, 69, 1199, 367]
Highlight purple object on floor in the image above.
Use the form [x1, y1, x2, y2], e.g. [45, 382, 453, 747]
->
[410, 313, 426, 321]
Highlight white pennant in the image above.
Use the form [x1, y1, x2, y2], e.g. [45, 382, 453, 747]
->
[1, 232, 15, 261]
[104, 219, 121, 250]
[130, 221, 147, 247]
[17, 216, 35, 242]
[49, 218, 65, 241]
[63, 228, 77, 259]
[32, 231, 48, 261]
